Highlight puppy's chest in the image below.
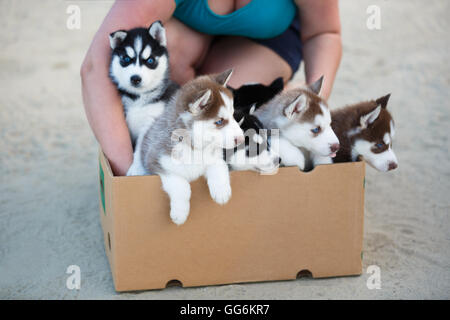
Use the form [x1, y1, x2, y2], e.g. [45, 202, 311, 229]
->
[125, 100, 165, 137]
[161, 144, 223, 181]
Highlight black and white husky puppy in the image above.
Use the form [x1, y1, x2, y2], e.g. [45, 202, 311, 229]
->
[129, 70, 245, 225]
[225, 105, 281, 173]
[109, 21, 178, 146]
[224, 79, 284, 173]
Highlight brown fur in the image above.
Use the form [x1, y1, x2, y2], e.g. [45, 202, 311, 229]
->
[282, 88, 326, 122]
[331, 98, 394, 163]
[176, 74, 233, 121]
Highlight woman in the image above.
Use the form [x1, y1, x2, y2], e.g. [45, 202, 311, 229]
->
[81, 0, 342, 175]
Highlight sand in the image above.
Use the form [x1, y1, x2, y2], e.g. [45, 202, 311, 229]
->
[0, 0, 449, 299]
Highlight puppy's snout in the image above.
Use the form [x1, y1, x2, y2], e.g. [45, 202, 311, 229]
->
[388, 162, 398, 171]
[234, 135, 245, 146]
[130, 75, 142, 87]
[330, 143, 340, 153]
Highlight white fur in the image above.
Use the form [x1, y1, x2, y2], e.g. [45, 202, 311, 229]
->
[361, 106, 381, 128]
[125, 46, 135, 58]
[126, 128, 149, 176]
[144, 83, 244, 225]
[282, 104, 339, 157]
[278, 137, 306, 170]
[134, 36, 142, 57]
[109, 31, 127, 49]
[160, 145, 231, 224]
[228, 129, 280, 174]
[110, 55, 169, 96]
[141, 45, 151, 60]
[189, 93, 243, 150]
[149, 22, 167, 47]
[160, 173, 191, 225]
[390, 120, 395, 138]
[352, 139, 398, 172]
[126, 101, 165, 143]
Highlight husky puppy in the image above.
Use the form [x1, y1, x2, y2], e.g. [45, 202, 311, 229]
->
[254, 77, 340, 170]
[224, 79, 284, 173]
[129, 69, 244, 225]
[225, 105, 281, 173]
[109, 21, 178, 146]
[313, 94, 398, 172]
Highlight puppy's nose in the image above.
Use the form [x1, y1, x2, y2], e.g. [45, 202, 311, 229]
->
[330, 143, 340, 153]
[388, 162, 398, 171]
[130, 75, 142, 86]
[234, 136, 245, 146]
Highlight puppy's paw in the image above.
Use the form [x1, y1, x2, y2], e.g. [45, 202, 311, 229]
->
[126, 162, 144, 176]
[209, 183, 232, 205]
[297, 154, 306, 171]
[170, 206, 190, 226]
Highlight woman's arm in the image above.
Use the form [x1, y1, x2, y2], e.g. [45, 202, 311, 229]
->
[80, 0, 175, 175]
[295, 0, 342, 100]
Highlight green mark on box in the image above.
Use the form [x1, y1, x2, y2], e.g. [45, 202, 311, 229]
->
[99, 161, 106, 215]
[363, 177, 366, 189]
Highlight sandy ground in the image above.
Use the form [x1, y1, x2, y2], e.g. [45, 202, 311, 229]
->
[0, 0, 449, 299]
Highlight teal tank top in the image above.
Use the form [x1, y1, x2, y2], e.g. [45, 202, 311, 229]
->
[173, 0, 297, 39]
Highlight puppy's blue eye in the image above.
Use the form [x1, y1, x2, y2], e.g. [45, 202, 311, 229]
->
[215, 119, 223, 126]
[376, 143, 384, 148]
[147, 58, 154, 64]
[311, 127, 321, 134]
[122, 56, 131, 63]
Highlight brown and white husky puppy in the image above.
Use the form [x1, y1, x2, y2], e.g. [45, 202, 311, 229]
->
[313, 94, 398, 172]
[128, 69, 244, 225]
[253, 77, 340, 170]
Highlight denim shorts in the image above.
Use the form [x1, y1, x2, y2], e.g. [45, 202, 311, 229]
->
[251, 11, 303, 77]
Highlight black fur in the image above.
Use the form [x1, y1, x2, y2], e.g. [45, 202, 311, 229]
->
[224, 78, 283, 162]
[109, 23, 178, 103]
[229, 77, 284, 116]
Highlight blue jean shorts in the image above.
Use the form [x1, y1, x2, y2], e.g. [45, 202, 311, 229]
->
[251, 11, 303, 78]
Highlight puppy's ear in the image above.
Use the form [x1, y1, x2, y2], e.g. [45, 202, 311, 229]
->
[249, 104, 256, 115]
[309, 76, 324, 96]
[149, 21, 167, 47]
[376, 93, 391, 109]
[109, 31, 127, 49]
[215, 69, 233, 87]
[360, 105, 381, 128]
[284, 94, 307, 120]
[270, 77, 284, 93]
[189, 89, 212, 115]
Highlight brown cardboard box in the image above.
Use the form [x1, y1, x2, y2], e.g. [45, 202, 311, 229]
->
[98, 151, 365, 292]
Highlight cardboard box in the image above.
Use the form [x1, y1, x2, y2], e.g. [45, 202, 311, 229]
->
[98, 151, 365, 292]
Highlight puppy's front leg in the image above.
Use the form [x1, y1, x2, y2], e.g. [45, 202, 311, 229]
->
[160, 174, 191, 225]
[278, 138, 306, 170]
[205, 162, 232, 205]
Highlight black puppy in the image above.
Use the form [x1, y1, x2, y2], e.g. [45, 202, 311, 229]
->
[224, 78, 284, 173]
[229, 77, 284, 117]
